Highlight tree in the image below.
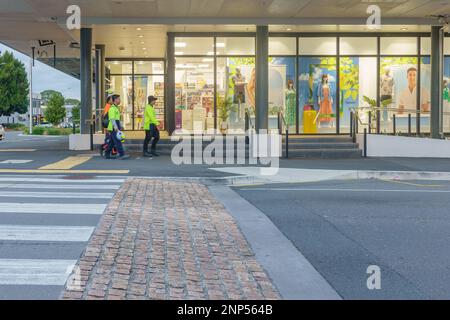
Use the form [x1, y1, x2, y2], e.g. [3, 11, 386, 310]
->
[71, 105, 80, 124]
[44, 92, 66, 126]
[65, 98, 80, 107]
[0, 51, 29, 116]
[40, 90, 62, 105]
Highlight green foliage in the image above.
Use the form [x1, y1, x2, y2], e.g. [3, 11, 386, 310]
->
[3, 123, 27, 131]
[71, 105, 80, 123]
[31, 126, 45, 135]
[340, 58, 359, 102]
[0, 51, 29, 116]
[64, 98, 80, 107]
[40, 90, 62, 105]
[217, 95, 235, 124]
[44, 92, 66, 126]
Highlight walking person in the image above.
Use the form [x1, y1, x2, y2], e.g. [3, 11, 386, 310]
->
[107, 94, 130, 160]
[143, 96, 160, 157]
[101, 95, 116, 158]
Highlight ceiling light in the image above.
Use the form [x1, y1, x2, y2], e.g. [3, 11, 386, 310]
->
[138, 35, 144, 38]
[136, 27, 142, 31]
[143, 48, 147, 50]
[140, 41, 145, 44]
[401, 28, 408, 31]
[207, 51, 214, 55]
[287, 28, 292, 31]
[215, 43, 226, 48]
[202, 58, 214, 62]
[175, 52, 184, 55]
[175, 42, 187, 48]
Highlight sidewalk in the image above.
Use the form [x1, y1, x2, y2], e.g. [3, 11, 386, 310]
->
[61, 179, 280, 300]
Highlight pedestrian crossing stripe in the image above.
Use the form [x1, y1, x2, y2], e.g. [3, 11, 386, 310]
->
[0, 225, 95, 242]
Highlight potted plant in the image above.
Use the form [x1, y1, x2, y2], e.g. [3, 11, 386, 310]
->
[217, 96, 234, 134]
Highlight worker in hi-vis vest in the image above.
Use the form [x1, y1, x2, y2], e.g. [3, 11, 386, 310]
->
[143, 95, 160, 158]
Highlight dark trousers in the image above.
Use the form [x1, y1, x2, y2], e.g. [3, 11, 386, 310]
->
[109, 131, 125, 157]
[143, 125, 160, 154]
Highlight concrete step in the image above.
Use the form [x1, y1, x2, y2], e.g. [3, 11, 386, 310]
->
[284, 142, 359, 150]
[286, 148, 362, 159]
[283, 136, 354, 143]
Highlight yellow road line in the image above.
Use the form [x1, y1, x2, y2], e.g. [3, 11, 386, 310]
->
[0, 149, 36, 152]
[39, 156, 92, 170]
[0, 169, 129, 174]
[378, 178, 444, 188]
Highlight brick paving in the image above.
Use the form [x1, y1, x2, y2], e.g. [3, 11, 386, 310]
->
[61, 179, 280, 300]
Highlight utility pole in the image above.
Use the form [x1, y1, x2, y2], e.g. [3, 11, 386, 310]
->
[28, 49, 34, 135]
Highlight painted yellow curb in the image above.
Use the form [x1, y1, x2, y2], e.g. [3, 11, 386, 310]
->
[0, 169, 130, 174]
[39, 156, 92, 170]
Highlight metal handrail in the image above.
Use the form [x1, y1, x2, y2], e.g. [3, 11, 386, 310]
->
[278, 111, 289, 159]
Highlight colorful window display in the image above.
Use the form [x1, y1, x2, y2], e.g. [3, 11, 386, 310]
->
[444, 57, 450, 133]
[339, 57, 377, 133]
[298, 57, 337, 133]
[269, 57, 296, 131]
[217, 57, 255, 134]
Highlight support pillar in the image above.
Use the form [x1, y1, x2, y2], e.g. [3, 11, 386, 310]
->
[255, 25, 269, 131]
[430, 26, 444, 139]
[166, 33, 176, 135]
[80, 28, 93, 134]
[95, 44, 106, 131]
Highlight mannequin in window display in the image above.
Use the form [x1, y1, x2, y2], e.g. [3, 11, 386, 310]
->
[232, 68, 247, 123]
[246, 68, 256, 114]
[444, 80, 450, 130]
[317, 74, 334, 126]
[285, 79, 296, 127]
[380, 67, 394, 121]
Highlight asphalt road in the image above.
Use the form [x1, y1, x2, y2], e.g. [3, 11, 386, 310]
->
[234, 179, 450, 300]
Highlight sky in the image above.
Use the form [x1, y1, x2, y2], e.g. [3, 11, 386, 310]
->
[0, 43, 80, 100]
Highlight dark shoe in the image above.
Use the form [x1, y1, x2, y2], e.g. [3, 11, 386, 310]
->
[143, 152, 153, 158]
[151, 151, 160, 157]
[118, 155, 130, 160]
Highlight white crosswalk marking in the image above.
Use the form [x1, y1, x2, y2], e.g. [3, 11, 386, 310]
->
[0, 174, 125, 298]
[0, 259, 76, 285]
[0, 225, 95, 242]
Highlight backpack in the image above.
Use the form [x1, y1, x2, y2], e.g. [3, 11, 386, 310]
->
[102, 113, 109, 129]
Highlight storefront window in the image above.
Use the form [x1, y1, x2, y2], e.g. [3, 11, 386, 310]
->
[106, 59, 165, 131]
[299, 37, 337, 55]
[298, 57, 337, 133]
[109, 75, 134, 130]
[174, 37, 214, 56]
[421, 37, 431, 55]
[443, 57, 450, 133]
[381, 37, 417, 55]
[134, 75, 165, 131]
[269, 37, 296, 56]
[340, 57, 377, 133]
[380, 57, 420, 133]
[216, 37, 256, 56]
[340, 37, 377, 55]
[269, 57, 296, 131]
[217, 57, 255, 133]
[134, 61, 164, 74]
[175, 57, 215, 133]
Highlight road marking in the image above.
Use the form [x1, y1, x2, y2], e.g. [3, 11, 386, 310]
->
[0, 183, 121, 190]
[0, 259, 76, 285]
[0, 177, 125, 183]
[39, 156, 92, 170]
[378, 178, 444, 188]
[239, 188, 450, 193]
[0, 225, 94, 242]
[0, 160, 33, 164]
[0, 203, 106, 215]
[0, 169, 129, 174]
[0, 191, 115, 199]
[0, 149, 36, 152]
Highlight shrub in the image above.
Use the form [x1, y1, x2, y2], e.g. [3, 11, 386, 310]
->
[4, 123, 27, 131]
[32, 126, 45, 135]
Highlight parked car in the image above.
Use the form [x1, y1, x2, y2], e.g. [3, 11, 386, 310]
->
[0, 125, 4, 140]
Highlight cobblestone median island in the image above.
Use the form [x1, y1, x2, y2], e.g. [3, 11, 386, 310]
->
[61, 179, 280, 300]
